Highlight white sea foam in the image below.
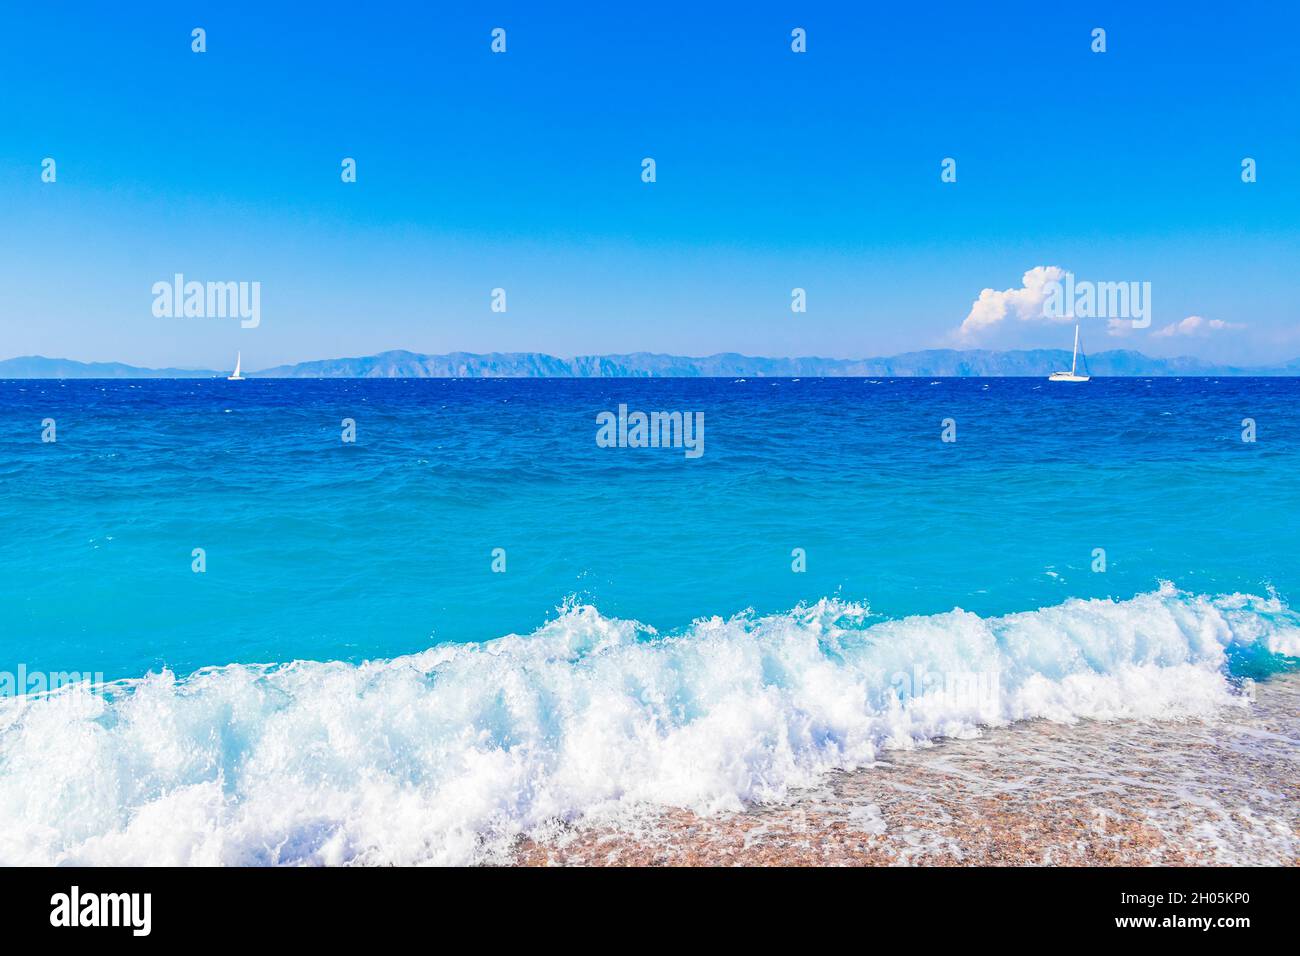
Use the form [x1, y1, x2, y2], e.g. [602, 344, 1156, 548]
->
[0, 585, 1295, 866]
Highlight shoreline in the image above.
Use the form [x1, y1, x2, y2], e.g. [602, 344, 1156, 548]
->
[514, 673, 1299, 866]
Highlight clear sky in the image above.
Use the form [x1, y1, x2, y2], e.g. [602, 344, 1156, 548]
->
[2, 1, 1297, 369]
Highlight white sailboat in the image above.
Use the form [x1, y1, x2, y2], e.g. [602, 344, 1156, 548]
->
[228, 351, 245, 381]
[1048, 324, 1090, 382]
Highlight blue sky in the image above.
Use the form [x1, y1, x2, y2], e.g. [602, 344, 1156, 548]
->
[1, 1, 1297, 368]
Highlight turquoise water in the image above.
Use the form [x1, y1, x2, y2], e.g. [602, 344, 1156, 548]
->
[1, 377, 1297, 680]
[2, 376, 1298, 864]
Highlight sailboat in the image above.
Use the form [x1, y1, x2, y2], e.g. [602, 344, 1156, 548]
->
[1048, 324, 1090, 382]
[228, 351, 245, 381]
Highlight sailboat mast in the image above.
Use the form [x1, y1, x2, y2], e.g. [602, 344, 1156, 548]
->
[1071, 325, 1079, 375]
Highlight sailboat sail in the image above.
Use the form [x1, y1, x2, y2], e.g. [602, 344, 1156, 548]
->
[1048, 324, 1090, 382]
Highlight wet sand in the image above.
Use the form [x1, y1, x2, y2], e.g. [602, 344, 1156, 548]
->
[515, 673, 1299, 866]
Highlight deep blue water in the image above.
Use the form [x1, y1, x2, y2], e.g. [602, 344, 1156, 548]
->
[1, 377, 1296, 680]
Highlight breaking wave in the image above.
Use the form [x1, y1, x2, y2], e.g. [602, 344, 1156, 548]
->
[1, 584, 1295, 865]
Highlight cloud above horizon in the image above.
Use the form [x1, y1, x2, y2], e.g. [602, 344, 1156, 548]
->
[956, 266, 1069, 342]
[1150, 315, 1243, 339]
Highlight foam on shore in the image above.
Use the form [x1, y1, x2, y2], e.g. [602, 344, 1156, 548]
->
[1, 584, 1295, 865]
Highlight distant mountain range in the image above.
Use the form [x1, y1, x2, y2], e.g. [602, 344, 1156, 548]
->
[3, 349, 1298, 379]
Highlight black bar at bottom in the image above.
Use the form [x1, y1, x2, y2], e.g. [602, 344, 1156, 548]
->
[0, 866, 1283, 942]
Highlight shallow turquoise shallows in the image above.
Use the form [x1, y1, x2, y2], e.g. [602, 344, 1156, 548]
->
[3, 376, 1300, 865]
[0, 376, 1296, 680]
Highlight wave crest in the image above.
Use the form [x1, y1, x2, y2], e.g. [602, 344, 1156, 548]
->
[1, 585, 1295, 865]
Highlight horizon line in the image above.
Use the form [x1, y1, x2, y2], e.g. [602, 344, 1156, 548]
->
[3, 345, 1299, 379]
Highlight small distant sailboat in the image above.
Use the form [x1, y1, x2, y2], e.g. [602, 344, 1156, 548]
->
[1048, 324, 1090, 382]
[228, 351, 245, 381]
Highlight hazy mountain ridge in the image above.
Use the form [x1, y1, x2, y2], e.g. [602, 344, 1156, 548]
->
[0, 356, 222, 378]
[4, 349, 1298, 379]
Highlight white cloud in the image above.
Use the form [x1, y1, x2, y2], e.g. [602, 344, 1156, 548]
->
[956, 266, 1067, 341]
[1150, 315, 1243, 338]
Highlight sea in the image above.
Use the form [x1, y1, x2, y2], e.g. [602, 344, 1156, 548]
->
[0, 377, 1296, 864]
